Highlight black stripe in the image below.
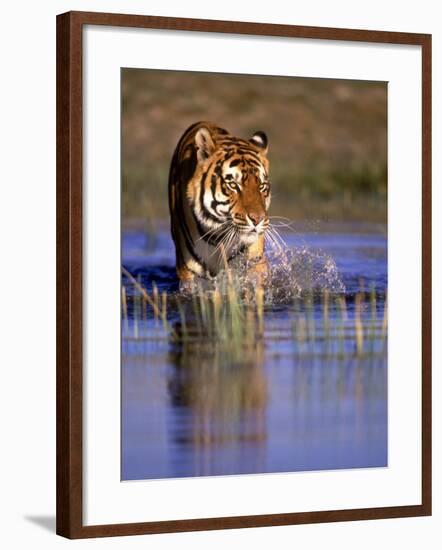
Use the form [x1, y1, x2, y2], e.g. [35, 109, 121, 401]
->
[210, 173, 230, 210]
[182, 238, 203, 268]
[199, 171, 224, 224]
[210, 174, 218, 199]
[244, 157, 261, 167]
[214, 162, 223, 176]
[236, 147, 260, 157]
[176, 187, 202, 266]
[223, 149, 236, 162]
[218, 137, 238, 144]
[191, 207, 207, 238]
[211, 198, 230, 208]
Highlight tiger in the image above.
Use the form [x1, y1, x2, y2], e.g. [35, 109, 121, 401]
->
[168, 121, 271, 283]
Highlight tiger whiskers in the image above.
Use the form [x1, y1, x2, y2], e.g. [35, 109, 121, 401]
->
[268, 216, 297, 233]
[224, 225, 239, 251]
[206, 223, 233, 251]
[269, 216, 291, 222]
[270, 225, 288, 249]
[210, 224, 236, 258]
[265, 224, 288, 256]
[208, 221, 288, 264]
[196, 220, 231, 243]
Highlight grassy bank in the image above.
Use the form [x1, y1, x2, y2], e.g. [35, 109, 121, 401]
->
[122, 69, 387, 224]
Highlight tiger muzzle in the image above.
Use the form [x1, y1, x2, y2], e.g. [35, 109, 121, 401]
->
[247, 211, 266, 226]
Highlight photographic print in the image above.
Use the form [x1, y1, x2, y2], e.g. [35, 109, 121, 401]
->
[56, 13, 431, 537]
[121, 68, 388, 481]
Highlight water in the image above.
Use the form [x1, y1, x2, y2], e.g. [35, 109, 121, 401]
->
[121, 224, 387, 480]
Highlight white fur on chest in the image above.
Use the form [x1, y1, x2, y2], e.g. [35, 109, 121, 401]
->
[194, 235, 243, 276]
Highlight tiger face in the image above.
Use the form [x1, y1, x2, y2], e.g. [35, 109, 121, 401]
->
[190, 126, 271, 248]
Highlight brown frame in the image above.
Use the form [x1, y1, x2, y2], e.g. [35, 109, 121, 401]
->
[56, 10, 432, 539]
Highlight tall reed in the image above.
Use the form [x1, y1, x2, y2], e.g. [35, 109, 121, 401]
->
[122, 266, 388, 361]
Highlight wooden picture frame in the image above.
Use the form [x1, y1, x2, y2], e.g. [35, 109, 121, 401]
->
[56, 10, 432, 539]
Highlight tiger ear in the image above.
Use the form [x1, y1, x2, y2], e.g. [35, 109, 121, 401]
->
[195, 127, 216, 164]
[250, 131, 268, 155]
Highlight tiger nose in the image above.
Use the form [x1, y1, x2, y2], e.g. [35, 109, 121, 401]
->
[248, 212, 265, 226]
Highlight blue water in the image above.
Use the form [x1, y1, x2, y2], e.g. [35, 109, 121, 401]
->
[122, 225, 387, 295]
[121, 225, 388, 480]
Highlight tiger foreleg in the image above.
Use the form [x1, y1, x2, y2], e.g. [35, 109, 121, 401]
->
[176, 263, 197, 284]
[246, 235, 269, 284]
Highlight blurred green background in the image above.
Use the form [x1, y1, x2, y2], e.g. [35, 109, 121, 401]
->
[122, 69, 387, 226]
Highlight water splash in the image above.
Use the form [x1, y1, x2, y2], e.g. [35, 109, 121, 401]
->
[266, 244, 345, 303]
[271, 246, 345, 293]
[179, 237, 345, 304]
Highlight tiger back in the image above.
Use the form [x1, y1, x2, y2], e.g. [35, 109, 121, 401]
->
[168, 121, 271, 282]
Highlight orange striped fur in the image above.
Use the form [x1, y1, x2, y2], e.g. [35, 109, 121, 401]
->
[168, 122, 271, 281]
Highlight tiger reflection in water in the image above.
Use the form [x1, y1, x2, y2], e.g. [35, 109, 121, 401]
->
[167, 339, 267, 475]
